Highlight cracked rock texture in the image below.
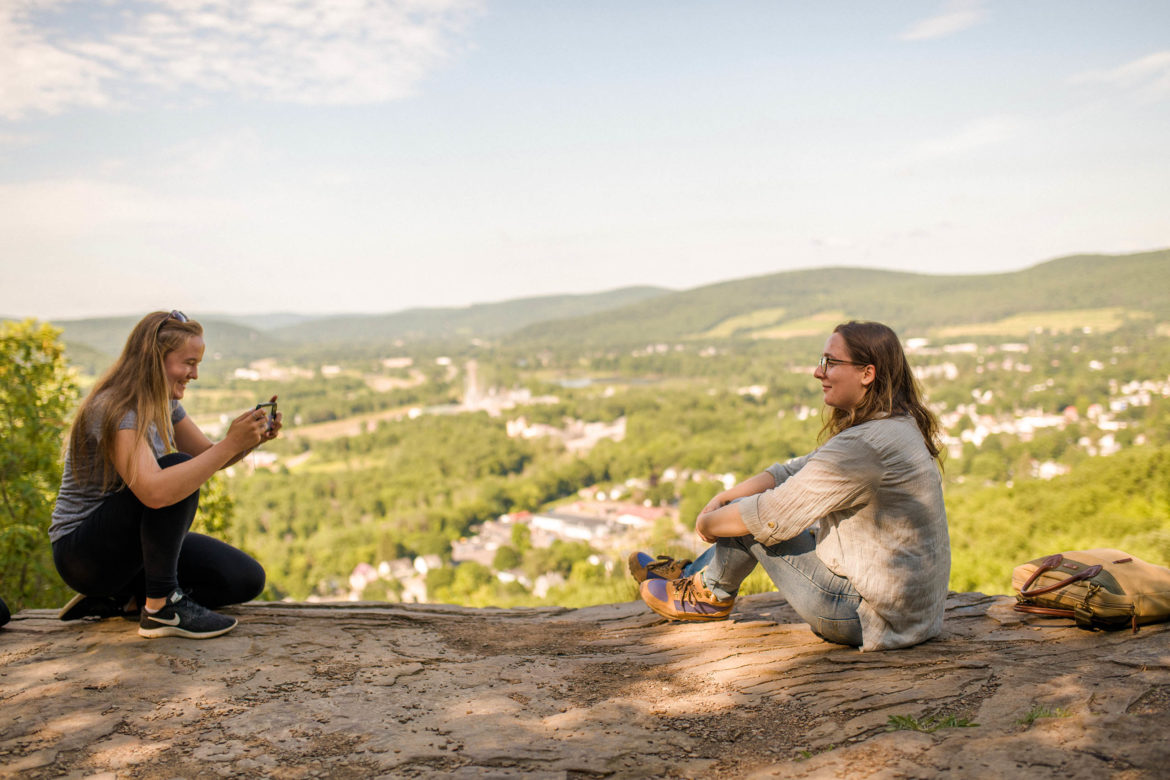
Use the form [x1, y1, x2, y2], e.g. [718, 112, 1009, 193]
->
[2, 592, 1169, 778]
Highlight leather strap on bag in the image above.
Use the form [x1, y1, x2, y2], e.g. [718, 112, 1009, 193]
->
[1014, 554, 1106, 624]
[1018, 554, 1103, 597]
[1014, 604, 1077, 618]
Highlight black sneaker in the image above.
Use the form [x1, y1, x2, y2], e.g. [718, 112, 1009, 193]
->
[59, 593, 127, 621]
[138, 589, 237, 639]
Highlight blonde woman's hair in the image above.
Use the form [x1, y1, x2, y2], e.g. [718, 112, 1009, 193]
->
[67, 311, 203, 490]
[819, 320, 943, 462]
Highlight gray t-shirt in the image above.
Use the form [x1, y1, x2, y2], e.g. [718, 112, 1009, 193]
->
[50, 399, 187, 543]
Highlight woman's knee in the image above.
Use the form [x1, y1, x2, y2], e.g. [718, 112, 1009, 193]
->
[218, 550, 266, 604]
[158, 451, 192, 468]
[176, 534, 266, 607]
[236, 555, 267, 602]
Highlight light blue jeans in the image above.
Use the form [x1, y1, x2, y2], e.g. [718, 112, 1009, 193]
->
[701, 531, 864, 646]
[681, 544, 716, 577]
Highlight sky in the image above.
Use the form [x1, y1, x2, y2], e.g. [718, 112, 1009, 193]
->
[1, 0, 1168, 320]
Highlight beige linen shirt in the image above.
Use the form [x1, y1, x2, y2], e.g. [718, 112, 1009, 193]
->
[737, 415, 949, 651]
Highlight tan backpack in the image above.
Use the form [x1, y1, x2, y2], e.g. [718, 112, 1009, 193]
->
[1012, 549, 1170, 633]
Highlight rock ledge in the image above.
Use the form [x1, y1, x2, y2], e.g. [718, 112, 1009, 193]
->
[2, 592, 1168, 778]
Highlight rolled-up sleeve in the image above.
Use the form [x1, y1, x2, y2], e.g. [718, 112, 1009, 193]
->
[765, 452, 812, 489]
[741, 434, 881, 546]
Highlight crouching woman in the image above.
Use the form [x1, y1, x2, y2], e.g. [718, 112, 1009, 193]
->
[51, 311, 274, 639]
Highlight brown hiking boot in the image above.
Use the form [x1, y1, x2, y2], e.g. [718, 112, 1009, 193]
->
[640, 572, 735, 621]
[628, 552, 691, 583]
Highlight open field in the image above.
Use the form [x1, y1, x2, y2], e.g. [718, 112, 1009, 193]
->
[284, 406, 417, 441]
[749, 310, 850, 340]
[931, 308, 1150, 339]
[693, 306, 789, 339]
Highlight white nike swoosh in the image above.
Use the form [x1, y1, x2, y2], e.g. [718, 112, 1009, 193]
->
[149, 613, 182, 626]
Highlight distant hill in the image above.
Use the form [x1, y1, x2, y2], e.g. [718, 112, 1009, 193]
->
[21, 250, 1169, 359]
[210, 312, 324, 331]
[269, 286, 671, 345]
[506, 249, 1170, 346]
[31, 286, 672, 361]
[49, 316, 288, 364]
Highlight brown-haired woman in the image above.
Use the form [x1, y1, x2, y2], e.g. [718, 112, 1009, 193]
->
[51, 311, 277, 639]
[640, 321, 949, 651]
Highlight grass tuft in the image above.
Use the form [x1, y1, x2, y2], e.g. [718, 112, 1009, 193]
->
[1016, 704, 1071, 725]
[886, 713, 978, 733]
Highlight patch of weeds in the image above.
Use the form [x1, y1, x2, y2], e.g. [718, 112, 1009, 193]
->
[1016, 704, 1071, 725]
[794, 744, 836, 761]
[885, 713, 978, 733]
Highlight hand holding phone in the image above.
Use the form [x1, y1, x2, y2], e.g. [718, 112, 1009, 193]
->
[254, 400, 277, 431]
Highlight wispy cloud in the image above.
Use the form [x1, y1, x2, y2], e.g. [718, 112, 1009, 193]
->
[891, 116, 1024, 166]
[0, 132, 37, 147]
[156, 128, 272, 176]
[899, 0, 988, 42]
[0, 177, 217, 234]
[1070, 51, 1170, 102]
[0, 0, 481, 120]
[0, 8, 114, 120]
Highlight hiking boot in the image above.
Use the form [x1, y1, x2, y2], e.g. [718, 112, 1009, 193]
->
[628, 552, 691, 583]
[59, 593, 126, 621]
[640, 572, 735, 621]
[138, 589, 237, 639]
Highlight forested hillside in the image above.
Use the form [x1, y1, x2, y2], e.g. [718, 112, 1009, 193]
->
[56, 316, 286, 367]
[269, 285, 670, 345]
[508, 249, 1170, 346]
[51, 287, 673, 372]
[947, 443, 1170, 593]
[51, 249, 1169, 360]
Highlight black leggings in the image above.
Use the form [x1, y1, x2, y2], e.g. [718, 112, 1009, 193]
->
[52, 452, 265, 606]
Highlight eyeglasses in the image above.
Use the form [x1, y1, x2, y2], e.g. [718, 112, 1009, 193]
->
[818, 355, 868, 371]
[156, 309, 189, 336]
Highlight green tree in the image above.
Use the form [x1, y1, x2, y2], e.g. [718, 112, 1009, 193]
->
[426, 566, 455, 594]
[679, 478, 724, 530]
[358, 574, 405, 602]
[510, 522, 532, 553]
[451, 561, 494, 596]
[0, 320, 77, 610]
[492, 545, 522, 571]
[194, 473, 237, 545]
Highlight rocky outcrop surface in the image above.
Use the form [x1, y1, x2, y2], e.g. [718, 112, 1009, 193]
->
[2, 592, 1168, 778]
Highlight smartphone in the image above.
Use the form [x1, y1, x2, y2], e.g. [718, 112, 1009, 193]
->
[254, 401, 277, 430]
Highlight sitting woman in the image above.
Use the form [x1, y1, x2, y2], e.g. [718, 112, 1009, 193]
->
[640, 320, 949, 651]
[51, 311, 277, 639]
